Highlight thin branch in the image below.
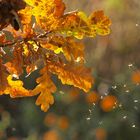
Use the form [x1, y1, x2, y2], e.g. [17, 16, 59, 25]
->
[0, 31, 52, 48]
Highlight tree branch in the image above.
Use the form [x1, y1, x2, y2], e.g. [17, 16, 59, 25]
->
[0, 31, 52, 48]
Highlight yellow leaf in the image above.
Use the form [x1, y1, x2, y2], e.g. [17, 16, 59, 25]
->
[40, 35, 65, 54]
[40, 35, 84, 62]
[5, 75, 31, 98]
[28, 41, 39, 52]
[54, 47, 63, 54]
[41, 42, 62, 54]
[23, 43, 29, 56]
[31, 67, 57, 112]
[47, 61, 93, 92]
[19, 0, 65, 30]
[0, 60, 31, 98]
[89, 10, 111, 35]
[77, 11, 89, 24]
[59, 10, 111, 39]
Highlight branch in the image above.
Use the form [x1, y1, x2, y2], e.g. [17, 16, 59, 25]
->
[0, 31, 52, 48]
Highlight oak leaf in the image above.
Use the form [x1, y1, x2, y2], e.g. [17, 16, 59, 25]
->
[31, 67, 57, 112]
[40, 35, 84, 62]
[4, 75, 31, 98]
[19, 0, 65, 30]
[89, 10, 111, 35]
[59, 10, 111, 39]
[5, 46, 23, 77]
[47, 61, 93, 92]
[63, 37, 85, 62]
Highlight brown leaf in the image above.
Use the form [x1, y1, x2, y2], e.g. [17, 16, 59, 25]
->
[5, 46, 23, 76]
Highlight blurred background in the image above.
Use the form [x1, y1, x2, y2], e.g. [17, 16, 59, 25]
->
[0, 0, 140, 139]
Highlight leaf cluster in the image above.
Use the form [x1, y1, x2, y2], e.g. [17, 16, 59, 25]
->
[0, 0, 111, 111]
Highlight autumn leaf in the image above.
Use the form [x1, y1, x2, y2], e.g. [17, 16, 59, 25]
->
[89, 10, 111, 36]
[31, 67, 57, 112]
[47, 61, 93, 92]
[23, 41, 42, 74]
[40, 35, 84, 62]
[0, 59, 31, 97]
[63, 37, 85, 62]
[40, 35, 64, 54]
[19, 0, 65, 30]
[53, 0, 65, 18]
[59, 12, 87, 39]
[59, 10, 111, 39]
[5, 46, 23, 77]
[4, 75, 31, 98]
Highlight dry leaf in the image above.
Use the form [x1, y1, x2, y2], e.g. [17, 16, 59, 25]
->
[32, 67, 57, 112]
[47, 61, 93, 92]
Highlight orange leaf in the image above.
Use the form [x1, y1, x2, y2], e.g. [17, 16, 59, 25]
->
[5, 46, 23, 76]
[47, 61, 93, 92]
[0, 60, 31, 98]
[19, 0, 65, 30]
[4, 75, 31, 98]
[31, 67, 57, 112]
[54, 0, 65, 18]
[63, 37, 85, 62]
[89, 10, 111, 35]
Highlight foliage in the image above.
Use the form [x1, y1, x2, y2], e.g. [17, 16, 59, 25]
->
[0, 0, 111, 111]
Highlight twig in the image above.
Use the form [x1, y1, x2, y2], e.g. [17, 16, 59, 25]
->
[0, 31, 52, 48]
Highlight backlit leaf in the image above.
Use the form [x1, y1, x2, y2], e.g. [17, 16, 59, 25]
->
[59, 10, 111, 39]
[89, 10, 111, 35]
[5, 75, 31, 98]
[31, 67, 57, 112]
[47, 61, 93, 92]
[19, 0, 65, 30]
